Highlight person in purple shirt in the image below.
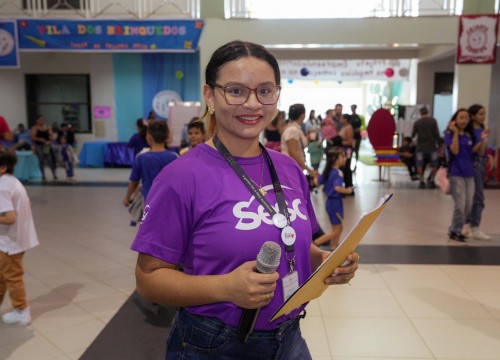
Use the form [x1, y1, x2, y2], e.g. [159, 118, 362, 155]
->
[123, 120, 178, 205]
[313, 148, 353, 250]
[127, 118, 149, 156]
[463, 104, 491, 240]
[131, 41, 360, 360]
[444, 109, 488, 243]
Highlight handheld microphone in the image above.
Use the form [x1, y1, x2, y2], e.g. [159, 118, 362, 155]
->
[237, 241, 281, 343]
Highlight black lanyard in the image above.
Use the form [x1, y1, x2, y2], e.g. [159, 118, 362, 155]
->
[212, 135, 295, 258]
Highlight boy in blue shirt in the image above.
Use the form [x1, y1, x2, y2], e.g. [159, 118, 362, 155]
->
[123, 121, 178, 208]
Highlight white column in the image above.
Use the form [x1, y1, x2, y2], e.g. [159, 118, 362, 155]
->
[452, 64, 492, 112]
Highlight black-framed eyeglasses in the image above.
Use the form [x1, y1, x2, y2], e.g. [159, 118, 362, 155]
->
[213, 83, 281, 105]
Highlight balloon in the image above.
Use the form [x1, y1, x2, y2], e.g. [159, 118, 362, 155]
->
[399, 68, 409, 77]
[314, 80, 319, 85]
[384, 68, 394, 78]
[300, 67, 309, 76]
[175, 70, 184, 79]
[288, 79, 294, 84]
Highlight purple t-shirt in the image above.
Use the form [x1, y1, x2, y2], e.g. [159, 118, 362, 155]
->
[318, 168, 343, 199]
[131, 143, 319, 330]
[473, 128, 487, 160]
[445, 132, 474, 177]
[127, 133, 149, 156]
[129, 150, 178, 199]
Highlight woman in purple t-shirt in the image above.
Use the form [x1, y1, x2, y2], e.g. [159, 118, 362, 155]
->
[131, 41, 359, 360]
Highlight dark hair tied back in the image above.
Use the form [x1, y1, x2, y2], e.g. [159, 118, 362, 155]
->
[205, 41, 281, 88]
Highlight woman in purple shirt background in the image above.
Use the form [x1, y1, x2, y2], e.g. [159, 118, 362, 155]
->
[131, 41, 359, 359]
[127, 118, 149, 156]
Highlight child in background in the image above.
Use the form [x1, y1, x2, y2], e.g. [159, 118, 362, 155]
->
[0, 150, 40, 326]
[444, 109, 487, 242]
[307, 131, 323, 171]
[313, 148, 353, 250]
[179, 118, 205, 156]
[123, 120, 178, 208]
[398, 136, 419, 181]
[463, 104, 490, 240]
[12, 124, 33, 151]
[127, 118, 149, 157]
[56, 133, 77, 181]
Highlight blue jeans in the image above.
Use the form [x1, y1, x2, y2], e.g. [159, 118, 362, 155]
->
[467, 158, 485, 227]
[449, 176, 474, 234]
[166, 308, 312, 360]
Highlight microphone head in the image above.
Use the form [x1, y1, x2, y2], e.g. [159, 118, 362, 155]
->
[256, 241, 281, 274]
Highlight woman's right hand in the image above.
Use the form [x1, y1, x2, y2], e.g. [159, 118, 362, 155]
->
[224, 261, 279, 309]
[448, 121, 458, 132]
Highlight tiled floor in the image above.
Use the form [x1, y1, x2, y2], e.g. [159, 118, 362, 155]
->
[1, 163, 499, 360]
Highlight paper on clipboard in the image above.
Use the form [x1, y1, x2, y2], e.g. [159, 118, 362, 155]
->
[270, 193, 393, 322]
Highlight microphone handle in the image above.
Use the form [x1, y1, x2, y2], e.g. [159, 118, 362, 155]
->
[237, 308, 259, 343]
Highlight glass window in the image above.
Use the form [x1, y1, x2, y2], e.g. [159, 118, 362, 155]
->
[26, 74, 91, 133]
[226, 0, 466, 18]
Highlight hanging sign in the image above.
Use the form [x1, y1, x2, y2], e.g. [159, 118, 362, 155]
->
[0, 20, 20, 68]
[17, 19, 204, 52]
[457, 15, 499, 64]
[280, 59, 411, 81]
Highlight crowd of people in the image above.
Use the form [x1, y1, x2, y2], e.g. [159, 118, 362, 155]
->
[392, 105, 492, 242]
[0, 114, 77, 181]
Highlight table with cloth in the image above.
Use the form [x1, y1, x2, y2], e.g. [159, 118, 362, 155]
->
[79, 141, 134, 168]
[14, 151, 42, 182]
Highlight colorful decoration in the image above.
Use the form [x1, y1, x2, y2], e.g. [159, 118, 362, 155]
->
[175, 70, 184, 79]
[281, 59, 411, 81]
[0, 20, 19, 68]
[152, 90, 182, 118]
[457, 15, 499, 64]
[17, 19, 204, 52]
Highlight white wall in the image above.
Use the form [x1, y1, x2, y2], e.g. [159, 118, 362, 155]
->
[0, 68, 26, 130]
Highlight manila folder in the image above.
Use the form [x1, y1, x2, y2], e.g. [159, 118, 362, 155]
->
[270, 193, 393, 322]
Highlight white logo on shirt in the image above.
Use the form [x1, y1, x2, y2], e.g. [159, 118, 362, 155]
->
[141, 205, 151, 222]
[232, 185, 307, 230]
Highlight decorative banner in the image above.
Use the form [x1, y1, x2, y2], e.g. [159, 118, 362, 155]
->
[457, 14, 499, 64]
[0, 20, 20, 68]
[280, 59, 411, 81]
[17, 19, 204, 52]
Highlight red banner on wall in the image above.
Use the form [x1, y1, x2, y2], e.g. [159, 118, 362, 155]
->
[457, 14, 499, 64]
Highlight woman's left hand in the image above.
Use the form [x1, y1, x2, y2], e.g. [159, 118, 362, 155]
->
[324, 252, 360, 285]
